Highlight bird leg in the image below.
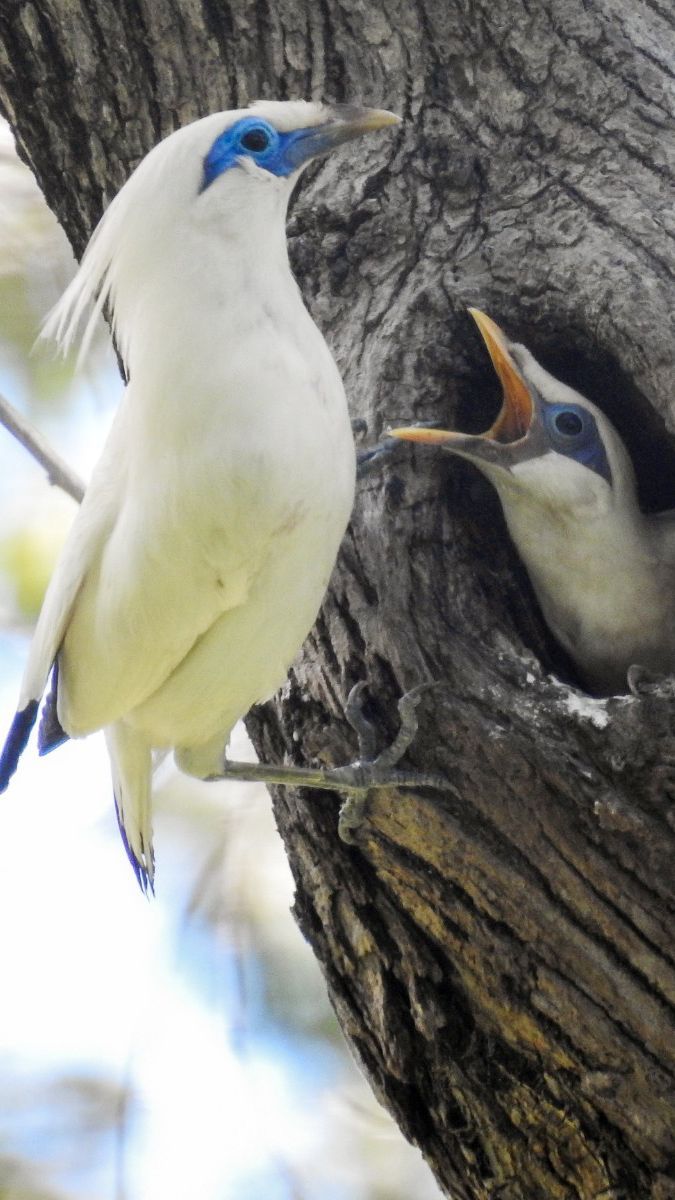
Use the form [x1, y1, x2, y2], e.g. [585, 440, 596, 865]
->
[210, 682, 446, 843]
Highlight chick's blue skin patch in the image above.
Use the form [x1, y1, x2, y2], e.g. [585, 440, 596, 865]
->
[542, 401, 612, 486]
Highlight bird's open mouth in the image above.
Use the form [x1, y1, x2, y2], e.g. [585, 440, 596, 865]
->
[468, 309, 534, 443]
[389, 309, 535, 449]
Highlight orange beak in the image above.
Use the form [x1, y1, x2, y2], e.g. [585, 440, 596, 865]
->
[389, 309, 534, 449]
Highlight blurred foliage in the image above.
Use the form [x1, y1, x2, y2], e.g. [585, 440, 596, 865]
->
[0, 1159, 64, 1199]
[0, 120, 106, 628]
[0, 125, 79, 409]
[0, 1072, 127, 1200]
[0, 517, 70, 620]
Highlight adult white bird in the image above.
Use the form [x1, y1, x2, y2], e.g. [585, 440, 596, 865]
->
[391, 309, 675, 697]
[0, 100, 400, 889]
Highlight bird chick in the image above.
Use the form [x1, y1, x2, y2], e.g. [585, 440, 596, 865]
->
[392, 310, 675, 697]
[0, 101, 400, 889]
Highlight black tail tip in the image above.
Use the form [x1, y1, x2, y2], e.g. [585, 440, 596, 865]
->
[0, 701, 39, 792]
[112, 791, 155, 896]
[38, 661, 69, 756]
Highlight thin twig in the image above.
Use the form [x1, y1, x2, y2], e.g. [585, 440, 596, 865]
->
[0, 390, 85, 502]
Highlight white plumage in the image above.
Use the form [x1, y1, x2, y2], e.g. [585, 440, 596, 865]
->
[393, 310, 675, 697]
[0, 100, 399, 888]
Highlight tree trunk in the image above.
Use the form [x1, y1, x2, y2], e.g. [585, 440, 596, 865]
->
[2, 2, 674, 1196]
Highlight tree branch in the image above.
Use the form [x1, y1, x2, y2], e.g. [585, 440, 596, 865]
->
[0, 391, 85, 503]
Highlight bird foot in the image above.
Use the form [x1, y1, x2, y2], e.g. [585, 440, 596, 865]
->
[212, 682, 446, 842]
[352, 414, 397, 478]
[356, 436, 400, 478]
[334, 681, 443, 842]
[356, 421, 443, 479]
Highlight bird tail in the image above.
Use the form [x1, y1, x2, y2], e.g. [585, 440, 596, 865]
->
[37, 661, 69, 756]
[0, 660, 71, 794]
[0, 701, 39, 792]
[105, 721, 155, 894]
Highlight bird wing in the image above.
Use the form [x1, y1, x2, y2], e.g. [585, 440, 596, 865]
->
[11, 375, 257, 748]
[59, 505, 254, 738]
[55, 420, 262, 738]
[18, 454, 121, 713]
[0, 439, 121, 791]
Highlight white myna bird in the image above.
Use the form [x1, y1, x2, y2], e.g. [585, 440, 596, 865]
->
[0, 101, 400, 888]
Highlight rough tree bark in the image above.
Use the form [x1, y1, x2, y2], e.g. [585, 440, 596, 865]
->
[1, 2, 674, 1197]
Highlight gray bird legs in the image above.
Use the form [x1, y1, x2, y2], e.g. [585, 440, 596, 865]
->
[210, 682, 447, 842]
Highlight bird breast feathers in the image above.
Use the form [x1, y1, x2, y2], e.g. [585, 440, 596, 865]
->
[49, 369, 351, 740]
[55, 463, 305, 736]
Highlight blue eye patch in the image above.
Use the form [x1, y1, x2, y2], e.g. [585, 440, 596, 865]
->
[201, 116, 337, 192]
[542, 401, 612, 486]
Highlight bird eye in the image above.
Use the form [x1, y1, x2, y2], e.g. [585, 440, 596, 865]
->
[554, 410, 584, 437]
[542, 400, 611, 484]
[240, 128, 271, 153]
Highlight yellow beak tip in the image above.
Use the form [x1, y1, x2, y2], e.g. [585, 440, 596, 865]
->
[467, 307, 508, 347]
[355, 108, 402, 131]
[388, 426, 452, 445]
[375, 108, 402, 124]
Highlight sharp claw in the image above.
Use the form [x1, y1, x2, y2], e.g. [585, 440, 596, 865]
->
[344, 680, 436, 775]
[338, 794, 369, 843]
[356, 437, 400, 478]
[214, 680, 447, 839]
[345, 682, 378, 762]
